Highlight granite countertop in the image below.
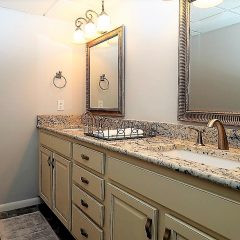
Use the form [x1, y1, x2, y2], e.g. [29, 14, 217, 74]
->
[38, 125, 240, 191]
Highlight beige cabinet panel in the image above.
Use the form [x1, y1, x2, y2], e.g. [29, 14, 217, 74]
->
[73, 164, 105, 200]
[107, 183, 158, 240]
[40, 132, 72, 158]
[108, 157, 240, 240]
[73, 144, 105, 174]
[39, 147, 52, 209]
[72, 184, 104, 227]
[72, 204, 103, 240]
[53, 153, 71, 229]
[164, 215, 215, 240]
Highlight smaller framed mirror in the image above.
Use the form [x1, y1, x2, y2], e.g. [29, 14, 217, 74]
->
[86, 26, 125, 116]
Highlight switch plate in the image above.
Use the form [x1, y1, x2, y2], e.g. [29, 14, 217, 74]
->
[98, 100, 103, 108]
[57, 100, 64, 111]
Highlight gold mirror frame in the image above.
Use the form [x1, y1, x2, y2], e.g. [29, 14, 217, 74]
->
[178, 0, 240, 126]
[86, 26, 125, 117]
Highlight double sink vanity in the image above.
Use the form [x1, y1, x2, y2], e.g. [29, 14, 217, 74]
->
[37, 115, 240, 240]
[37, 0, 240, 239]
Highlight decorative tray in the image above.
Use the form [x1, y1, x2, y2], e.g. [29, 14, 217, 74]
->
[81, 112, 157, 141]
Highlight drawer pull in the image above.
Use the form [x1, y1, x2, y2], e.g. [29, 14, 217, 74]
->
[145, 218, 152, 239]
[81, 199, 89, 208]
[47, 157, 51, 166]
[163, 228, 171, 240]
[81, 177, 89, 185]
[52, 158, 55, 169]
[80, 228, 88, 238]
[81, 154, 89, 161]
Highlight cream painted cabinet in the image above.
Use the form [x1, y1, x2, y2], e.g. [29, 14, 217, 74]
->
[106, 183, 158, 240]
[39, 147, 52, 209]
[52, 153, 71, 229]
[163, 215, 216, 240]
[39, 146, 71, 229]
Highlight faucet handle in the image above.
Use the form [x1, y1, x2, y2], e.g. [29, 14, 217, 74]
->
[189, 127, 205, 146]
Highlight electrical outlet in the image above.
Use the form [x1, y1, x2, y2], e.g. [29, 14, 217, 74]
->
[57, 100, 64, 111]
[98, 100, 103, 108]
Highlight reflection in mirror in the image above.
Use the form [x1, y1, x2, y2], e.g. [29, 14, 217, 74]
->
[86, 26, 125, 116]
[90, 36, 119, 109]
[189, 0, 240, 112]
[178, 0, 240, 126]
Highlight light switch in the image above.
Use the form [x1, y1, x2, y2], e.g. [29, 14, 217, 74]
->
[98, 100, 103, 108]
[57, 100, 64, 111]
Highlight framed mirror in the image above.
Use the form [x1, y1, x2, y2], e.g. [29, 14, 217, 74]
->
[86, 26, 125, 117]
[178, 0, 240, 126]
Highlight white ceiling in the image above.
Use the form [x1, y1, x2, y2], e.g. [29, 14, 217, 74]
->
[191, 0, 240, 35]
[0, 0, 103, 22]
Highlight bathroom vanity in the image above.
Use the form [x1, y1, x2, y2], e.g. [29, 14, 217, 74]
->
[38, 121, 240, 240]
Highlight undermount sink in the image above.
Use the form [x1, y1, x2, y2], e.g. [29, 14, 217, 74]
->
[161, 149, 240, 170]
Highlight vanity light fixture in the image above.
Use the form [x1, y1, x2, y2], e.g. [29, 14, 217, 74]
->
[190, 0, 224, 8]
[73, 0, 111, 44]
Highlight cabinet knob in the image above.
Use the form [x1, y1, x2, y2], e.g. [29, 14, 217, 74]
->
[80, 228, 88, 238]
[81, 199, 89, 208]
[81, 177, 89, 185]
[81, 154, 89, 161]
[145, 218, 152, 239]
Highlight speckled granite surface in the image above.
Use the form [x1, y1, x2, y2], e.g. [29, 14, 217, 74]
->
[37, 115, 240, 190]
[37, 115, 240, 148]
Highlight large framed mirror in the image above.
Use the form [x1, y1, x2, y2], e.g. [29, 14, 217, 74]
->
[178, 0, 240, 126]
[86, 26, 125, 117]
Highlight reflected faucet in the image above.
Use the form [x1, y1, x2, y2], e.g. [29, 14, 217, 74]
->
[207, 119, 229, 150]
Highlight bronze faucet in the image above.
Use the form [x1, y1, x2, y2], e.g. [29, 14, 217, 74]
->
[207, 119, 229, 150]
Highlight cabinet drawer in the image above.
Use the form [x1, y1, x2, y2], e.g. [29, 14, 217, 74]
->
[73, 144, 105, 174]
[108, 157, 240, 240]
[72, 184, 104, 227]
[73, 165, 105, 201]
[72, 204, 103, 240]
[40, 132, 71, 158]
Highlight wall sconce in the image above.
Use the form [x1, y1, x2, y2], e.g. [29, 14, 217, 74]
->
[189, 0, 223, 8]
[73, 0, 111, 44]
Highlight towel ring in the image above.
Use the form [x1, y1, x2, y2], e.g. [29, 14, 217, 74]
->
[53, 71, 67, 89]
[99, 74, 109, 90]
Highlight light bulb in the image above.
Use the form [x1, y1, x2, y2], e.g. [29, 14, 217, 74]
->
[73, 28, 85, 44]
[85, 21, 97, 38]
[193, 0, 223, 8]
[97, 12, 111, 33]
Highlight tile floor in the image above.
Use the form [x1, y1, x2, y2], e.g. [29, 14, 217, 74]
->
[0, 203, 75, 240]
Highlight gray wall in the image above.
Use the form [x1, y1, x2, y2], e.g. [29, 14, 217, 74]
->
[0, 0, 180, 205]
[0, 8, 85, 205]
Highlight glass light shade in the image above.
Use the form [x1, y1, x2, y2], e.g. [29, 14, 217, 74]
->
[85, 21, 97, 38]
[73, 28, 85, 44]
[97, 12, 110, 33]
[193, 0, 223, 8]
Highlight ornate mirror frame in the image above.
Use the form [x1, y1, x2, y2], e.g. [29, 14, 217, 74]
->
[86, 26, 125, 117]
[178, 0, 240, 126]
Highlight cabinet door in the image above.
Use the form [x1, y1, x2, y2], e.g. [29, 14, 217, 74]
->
[164, 214, 216, 240]
[39, 147, 52, 208]
[106, 184, 158, 240]
[52, 153, 71, 229]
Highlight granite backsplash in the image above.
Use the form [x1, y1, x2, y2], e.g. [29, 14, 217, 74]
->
[37, 114, 240, 149]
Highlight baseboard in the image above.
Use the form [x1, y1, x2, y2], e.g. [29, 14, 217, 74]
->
[0, 197, 41, 212]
